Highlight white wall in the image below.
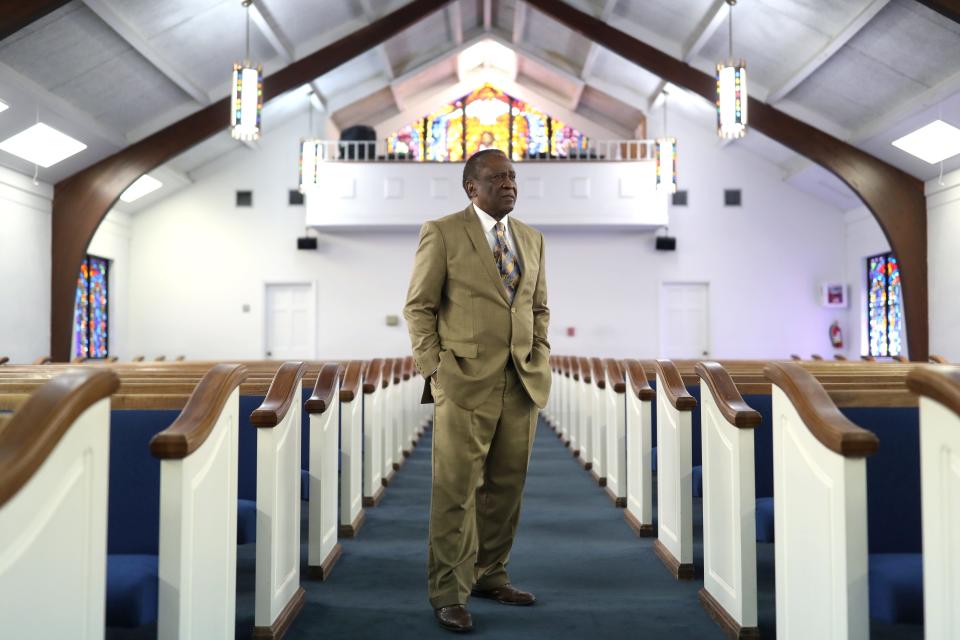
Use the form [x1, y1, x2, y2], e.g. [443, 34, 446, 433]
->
[842, 206, 890, 359]
[116, 105, 851, 361]
[0, 166, 52, 363]
[927, 168, 960, 361]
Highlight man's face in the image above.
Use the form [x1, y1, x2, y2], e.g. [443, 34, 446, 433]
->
[468, 152, 517, 218]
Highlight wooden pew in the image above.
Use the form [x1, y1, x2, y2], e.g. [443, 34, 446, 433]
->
[623, 359, 655, 537]
[905, 366, 960, 638]
[33, 356, 51, 364]
[576, 357, 593, 469]
[603, 358, 627, 507]
[764, 362, 921, 637]
[589, 357, 607, 486]
[304, 362, 345, 581]
[337, 361, 366, 537]
[362, 359, 385, 507]
[653, 359, 698, 580]
[0, 369, 119, 637]
[0, 356, 8, 365]
[929, 354, 950, 364]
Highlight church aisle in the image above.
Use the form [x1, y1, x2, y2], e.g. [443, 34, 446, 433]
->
[290, 419, 722, 639]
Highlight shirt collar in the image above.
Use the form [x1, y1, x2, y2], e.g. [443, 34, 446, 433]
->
[473, 202, 509, 234]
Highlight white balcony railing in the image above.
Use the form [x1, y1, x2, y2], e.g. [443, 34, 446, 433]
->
[303, 139, 656, 163]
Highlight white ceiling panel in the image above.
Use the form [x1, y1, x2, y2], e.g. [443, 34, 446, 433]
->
[577, 84, 644, 132]
[522, 6, 593, 72]
[263, 0, 363, 46]
[461, 0, 484, 33]
[588, 49, 662, 98]
[144, 1, 277, 94]
[313, 49, 388, 96]
[612, 0, 716, 49]
[385, 10, 452, 74]
[495, 0, 516, 34]
[333, 86, 398, 130]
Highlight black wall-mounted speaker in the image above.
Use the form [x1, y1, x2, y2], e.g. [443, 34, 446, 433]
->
[297, 236, 318, 250]
[655, 236, 677, 251]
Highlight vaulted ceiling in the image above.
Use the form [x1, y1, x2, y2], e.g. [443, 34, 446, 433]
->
[1, 0, 958, 211]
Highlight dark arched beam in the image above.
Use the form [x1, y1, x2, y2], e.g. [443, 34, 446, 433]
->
[525, 0, 928, 361]
[50, 0, 452, 361]
[0, 0, 71, 42]
[915, 0, 960, 25]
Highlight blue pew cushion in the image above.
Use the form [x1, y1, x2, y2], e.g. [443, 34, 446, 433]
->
[106, 554, 158, 628]
[651, 446, 657, 472]
[238, 498, 257, 545]
[756, 497, 775, 543]
[692, 465, 702, 498]
[301, 468, 309, 501]
[869, 553, 923, 624]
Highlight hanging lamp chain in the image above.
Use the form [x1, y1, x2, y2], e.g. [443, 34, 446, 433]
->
[662, 92, 668, 134]
[727, 0, 734, 61]
[243, 0, 252, 62]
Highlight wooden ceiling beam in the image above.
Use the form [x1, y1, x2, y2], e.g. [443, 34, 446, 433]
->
[914, 0, 960, 24]
[49, 0, 453, 361]
[525, 0, 929, 360]
[0, 0, 71, 42]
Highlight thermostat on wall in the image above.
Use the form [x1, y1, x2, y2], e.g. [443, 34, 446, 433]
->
[821, 283, 848, 308]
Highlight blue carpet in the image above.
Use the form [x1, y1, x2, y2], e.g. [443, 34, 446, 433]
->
[286, 418, 723, 639]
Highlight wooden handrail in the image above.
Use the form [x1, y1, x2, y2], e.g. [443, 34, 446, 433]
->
[622, 359, 654, 400]
[695, 362, 762, 428]
[906, 367, 960, 418]
[363, 359, 384, 394]
[930, 355, 950, 364]
[0, 369, 120, 507]
[893, 355, 909, 363]
[861, 355, 876, 362]
[392, 358, 402, 385]
[790, 354, 802, 361]
[381, 358, 393, 389]
[403, 356, 413, 380]
[132, 356, 144, 362]
[251, 361, 307, 427]
[578, 356, 592, 384]
[834, 355, 847, 361]
[305, 362, 344, 414]
[33, 356, 51, 365]
[149, 364, 248, 459]
[0, 357, 8, 366]
[811, 354, 824, 361]
[604, 358, 626, 393]
[154, 355, 166, 362]
[764, 362, 879, 457]
[572, 356, 580, 381]
[561, 355, 570, 378]
[654, 360, 697, 411]
[590, 357, 606, 389]
[339, 360, 364, 402]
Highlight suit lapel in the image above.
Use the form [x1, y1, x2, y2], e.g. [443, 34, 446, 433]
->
[510, 219, 529, 292]
[462, 205, 511, 306]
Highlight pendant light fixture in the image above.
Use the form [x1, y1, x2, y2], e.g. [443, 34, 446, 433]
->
[299, 96, 327, 193]
[230, 0, 263, 141]
[655, 91, 677, 194]
[716, 0, 747, 140]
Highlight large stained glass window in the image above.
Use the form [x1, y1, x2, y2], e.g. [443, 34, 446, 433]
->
[73, 255, 109, 359]
[386, 83, 587, 161]
[867, 252, 902, 358]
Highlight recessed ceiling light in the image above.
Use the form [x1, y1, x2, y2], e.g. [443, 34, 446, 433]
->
[0, 100, 8, 114]
[891, 119, 960, 164]
[119, 174, 163, 203]
[0, 123, 86, 167]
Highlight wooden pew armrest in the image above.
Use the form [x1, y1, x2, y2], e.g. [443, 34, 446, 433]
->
[578, 357, 592, 384]
[906, 366, 960, 417]
[590, 357, 606, 389]
[252, 361, 308, 427]
[764, 362, 878, 457]
[605, 358, 626, 393]
[339, 361, 364, 402]
[150, 364, 248, 458]
[655, 359, 697, 411]
[622, 359, 654, 400]
[0, 369, 119, 506]
[695, 361, 761, 428]
[306, 362, 344, 414]
[363, 359, 384, 394]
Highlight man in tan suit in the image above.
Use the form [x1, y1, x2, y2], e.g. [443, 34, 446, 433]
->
[404, 149, 551, 633]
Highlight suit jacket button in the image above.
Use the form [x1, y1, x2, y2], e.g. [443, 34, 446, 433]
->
[511, 308, 516, 314]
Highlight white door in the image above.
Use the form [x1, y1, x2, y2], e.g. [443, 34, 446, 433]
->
[659, 282, 710, 358]
[264, 283, 315, 359]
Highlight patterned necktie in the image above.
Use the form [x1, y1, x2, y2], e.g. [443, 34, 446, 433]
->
[493, 222, 521, 301]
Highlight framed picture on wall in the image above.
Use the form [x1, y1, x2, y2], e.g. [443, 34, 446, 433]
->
[821, 283, 848, 308]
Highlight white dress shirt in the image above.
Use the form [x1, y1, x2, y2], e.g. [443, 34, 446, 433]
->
[473, 203, 522, 271]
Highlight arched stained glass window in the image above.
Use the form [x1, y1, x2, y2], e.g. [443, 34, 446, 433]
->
[387, 83, 587, 161]
[73, 255, 109, 359]
[867, 252, 902, 357]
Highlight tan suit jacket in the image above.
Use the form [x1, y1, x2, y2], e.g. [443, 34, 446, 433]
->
[404, 204, 551, 411]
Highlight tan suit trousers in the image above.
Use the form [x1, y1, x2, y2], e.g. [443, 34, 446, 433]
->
[427, 361, 538, 608]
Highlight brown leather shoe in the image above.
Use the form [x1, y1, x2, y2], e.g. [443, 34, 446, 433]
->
[470, 583, 536, 606]
[434, 605, 473, 632]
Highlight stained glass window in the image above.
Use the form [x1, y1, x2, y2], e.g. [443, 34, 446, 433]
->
[867, 252, 902, 358]
[385, 119, 424, 160]
[73, 255, 109, 359]
[386, 83, 587, 161]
